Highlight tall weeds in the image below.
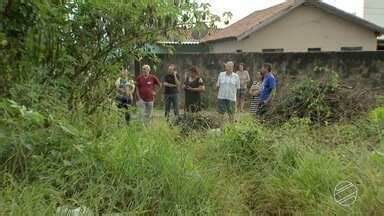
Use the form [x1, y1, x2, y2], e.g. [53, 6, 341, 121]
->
[1, 99, 383, 215]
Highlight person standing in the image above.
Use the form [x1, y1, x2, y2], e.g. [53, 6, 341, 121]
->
[115, 67, 135, 124]
[136, 65, 161, 124]
[236, 63, 250, 112]
[163, 64, 180, 119]
[183, 67, 205, 113]
[217, 61, 240, 121]
[258, 63, 277, 115]
[249, 72, 263, 116]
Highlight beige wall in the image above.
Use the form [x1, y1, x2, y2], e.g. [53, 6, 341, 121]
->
[209, 5, 378, 53]
[364, 0, 384, 28]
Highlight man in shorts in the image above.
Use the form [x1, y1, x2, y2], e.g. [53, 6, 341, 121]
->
[216, 61, 240, 121]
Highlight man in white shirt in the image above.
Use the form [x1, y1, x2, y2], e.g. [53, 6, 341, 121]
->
[216, 61, 241, 121]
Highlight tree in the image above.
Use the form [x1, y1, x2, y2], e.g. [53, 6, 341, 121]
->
[0, 0, 223, 113]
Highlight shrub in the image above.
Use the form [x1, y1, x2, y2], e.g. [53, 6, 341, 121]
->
[269, 72, 375, 124]
[0, 99, 80, 177]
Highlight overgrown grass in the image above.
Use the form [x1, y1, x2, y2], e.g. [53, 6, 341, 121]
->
[1, 100, 384, 215]
[0, 101, 216, 215]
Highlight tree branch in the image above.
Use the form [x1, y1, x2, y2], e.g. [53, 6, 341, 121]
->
[3, 0, 13, 17]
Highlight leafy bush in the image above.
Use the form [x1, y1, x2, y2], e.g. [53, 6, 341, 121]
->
[269, 72, 374, 124]
[0, 99, 80, 177]
[0, 0, 223, 113]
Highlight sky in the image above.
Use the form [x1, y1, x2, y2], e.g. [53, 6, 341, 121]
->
[200, 0, 364, 27]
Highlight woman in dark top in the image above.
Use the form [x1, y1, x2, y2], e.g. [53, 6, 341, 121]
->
[183, 67, 205, 113]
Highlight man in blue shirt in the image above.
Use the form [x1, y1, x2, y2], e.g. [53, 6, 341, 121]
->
[258, 63, 277, 115]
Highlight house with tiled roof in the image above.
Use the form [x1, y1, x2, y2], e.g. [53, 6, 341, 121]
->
[203, 0, 384, 53]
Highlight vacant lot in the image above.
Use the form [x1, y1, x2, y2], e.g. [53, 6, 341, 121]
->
[1, 99, 383, 215]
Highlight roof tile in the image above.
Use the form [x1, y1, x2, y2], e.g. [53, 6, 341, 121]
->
[203, 2, 294, 42]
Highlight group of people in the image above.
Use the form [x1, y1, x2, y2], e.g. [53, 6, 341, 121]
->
[216, 61, 277, 121]
[115, 61, 277, 124]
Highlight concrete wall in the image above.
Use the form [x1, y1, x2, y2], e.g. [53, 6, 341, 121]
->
[209, 5, 378, 53]
[152, 52, 384, 108]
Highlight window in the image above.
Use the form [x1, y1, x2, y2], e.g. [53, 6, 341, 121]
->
[236, 49, 243, 53]
[308, 48, 321, 52]
[262, 48, 284, 53]
[341, 46, 363, 52]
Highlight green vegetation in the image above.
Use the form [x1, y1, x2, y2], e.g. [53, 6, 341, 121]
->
[0, 0, 224, 112]
[1, 98, 383, 215]
[269, 71, 375, 124]
[1, 1, 384, 215]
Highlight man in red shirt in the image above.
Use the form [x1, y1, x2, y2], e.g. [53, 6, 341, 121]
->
[136, 64, 161, 124]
